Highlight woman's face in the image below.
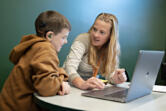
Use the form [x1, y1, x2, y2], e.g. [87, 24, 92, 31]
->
[90, 19, 111, 49]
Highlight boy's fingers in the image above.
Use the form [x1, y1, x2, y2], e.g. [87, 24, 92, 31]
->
[59, 82, 65, 95]
[62, 82, 71, 95]
[58, 91, 63, 96]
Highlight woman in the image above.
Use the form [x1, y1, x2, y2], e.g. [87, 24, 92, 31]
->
[63, 13, 127, 90]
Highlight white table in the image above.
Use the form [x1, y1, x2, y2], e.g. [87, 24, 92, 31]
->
[34, 84, 166, 111]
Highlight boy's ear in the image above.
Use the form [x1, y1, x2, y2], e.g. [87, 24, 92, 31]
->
[46, 31, 54, 41]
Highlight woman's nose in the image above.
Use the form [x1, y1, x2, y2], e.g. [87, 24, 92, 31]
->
[93, 31, 100, 38]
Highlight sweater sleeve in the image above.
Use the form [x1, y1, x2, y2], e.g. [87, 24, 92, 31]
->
[63, 40, 86, 83]
[30, 43, 68, 96]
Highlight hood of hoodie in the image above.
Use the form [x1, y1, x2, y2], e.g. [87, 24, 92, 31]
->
[9, 34, 47, 64]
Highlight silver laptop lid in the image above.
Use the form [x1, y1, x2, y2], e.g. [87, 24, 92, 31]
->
[126, 50, 165, 102]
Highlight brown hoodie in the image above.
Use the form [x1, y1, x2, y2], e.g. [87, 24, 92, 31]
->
[0, 34, 68, 111]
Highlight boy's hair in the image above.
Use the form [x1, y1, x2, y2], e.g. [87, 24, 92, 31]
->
[35, 10, 71, 37]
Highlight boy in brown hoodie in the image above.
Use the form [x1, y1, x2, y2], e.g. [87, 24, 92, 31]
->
[0, 10, 71, 111]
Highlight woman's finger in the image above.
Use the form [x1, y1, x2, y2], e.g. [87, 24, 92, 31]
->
[88, 78, 104, 89]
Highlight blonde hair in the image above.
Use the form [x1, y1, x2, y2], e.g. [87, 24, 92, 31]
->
[88, 13, 120, 76]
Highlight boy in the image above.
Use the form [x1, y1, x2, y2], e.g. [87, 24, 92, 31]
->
[0, 10, 71, 111]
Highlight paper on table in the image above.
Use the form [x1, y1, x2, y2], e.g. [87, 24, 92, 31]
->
[153, 85, 166, 93]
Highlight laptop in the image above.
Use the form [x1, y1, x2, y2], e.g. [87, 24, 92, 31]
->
[82, 50, 165, 103]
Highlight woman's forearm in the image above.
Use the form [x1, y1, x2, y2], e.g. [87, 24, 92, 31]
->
[72, 77, 85, 90]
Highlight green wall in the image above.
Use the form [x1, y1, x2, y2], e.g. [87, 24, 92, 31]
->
[0, 0, 166, 91]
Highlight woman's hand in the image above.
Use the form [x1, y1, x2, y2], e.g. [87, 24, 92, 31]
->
[58, 82, 70, 95]
[110, 68, 127, 84]
[72, 77, 105, 90]
[81, 77, 105, 90]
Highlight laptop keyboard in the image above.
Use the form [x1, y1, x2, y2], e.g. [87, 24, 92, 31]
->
[86, 86, 127, 97]
[82, 86, 129, 101]
[104, 89, 128, 98]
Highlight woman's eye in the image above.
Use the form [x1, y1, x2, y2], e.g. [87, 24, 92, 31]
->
[100, 31, 105, 35]
[93, 27, 97, 32]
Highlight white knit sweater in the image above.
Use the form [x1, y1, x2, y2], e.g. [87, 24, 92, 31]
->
[63, 33, 113, 83]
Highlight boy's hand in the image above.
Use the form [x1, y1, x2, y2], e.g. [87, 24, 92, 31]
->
[58, 82, 70, 96]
